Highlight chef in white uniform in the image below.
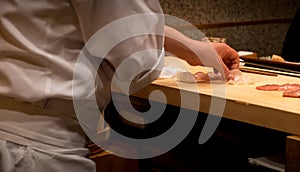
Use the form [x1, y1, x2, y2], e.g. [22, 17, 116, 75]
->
[0, 0, 239, 171]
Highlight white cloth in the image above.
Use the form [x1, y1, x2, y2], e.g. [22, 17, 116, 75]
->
[0, 139, 95, 172]
[0, 0, 164, 102]
[0, 0, 164, 171]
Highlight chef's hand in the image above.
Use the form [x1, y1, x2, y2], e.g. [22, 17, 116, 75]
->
[211, 42, 240, 80]
[164, 26, 239, 80]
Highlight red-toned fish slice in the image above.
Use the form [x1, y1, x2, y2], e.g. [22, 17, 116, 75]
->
[278, 83, 289, 91]
[283, 89, 300, 98]
[286, 84, 300, 92]
[256, 84, 281, 91]
[277, 83, 300, 91]
[194, 71, 209, 82]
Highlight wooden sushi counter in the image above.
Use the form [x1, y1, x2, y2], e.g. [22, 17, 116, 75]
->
[129, 56, 300, 171]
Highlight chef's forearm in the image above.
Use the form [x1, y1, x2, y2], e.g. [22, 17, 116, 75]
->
[164, 25, 203, 66]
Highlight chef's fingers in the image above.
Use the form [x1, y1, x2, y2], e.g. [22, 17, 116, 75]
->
[230, 61, 240, 70]
[211, 42, 240, 70]
[221, 61, 235, 81]
[222, 52, 240, 70]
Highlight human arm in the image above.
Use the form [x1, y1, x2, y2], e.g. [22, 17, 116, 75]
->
[164, 25, 239, 80]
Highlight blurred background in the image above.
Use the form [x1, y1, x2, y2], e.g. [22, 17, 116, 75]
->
[160, 0, 300, 57]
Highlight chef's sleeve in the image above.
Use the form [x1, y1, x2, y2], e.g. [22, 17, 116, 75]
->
[70, 0, 165, 96]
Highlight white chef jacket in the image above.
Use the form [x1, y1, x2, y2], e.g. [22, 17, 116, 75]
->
[0, 0, 164, 152]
